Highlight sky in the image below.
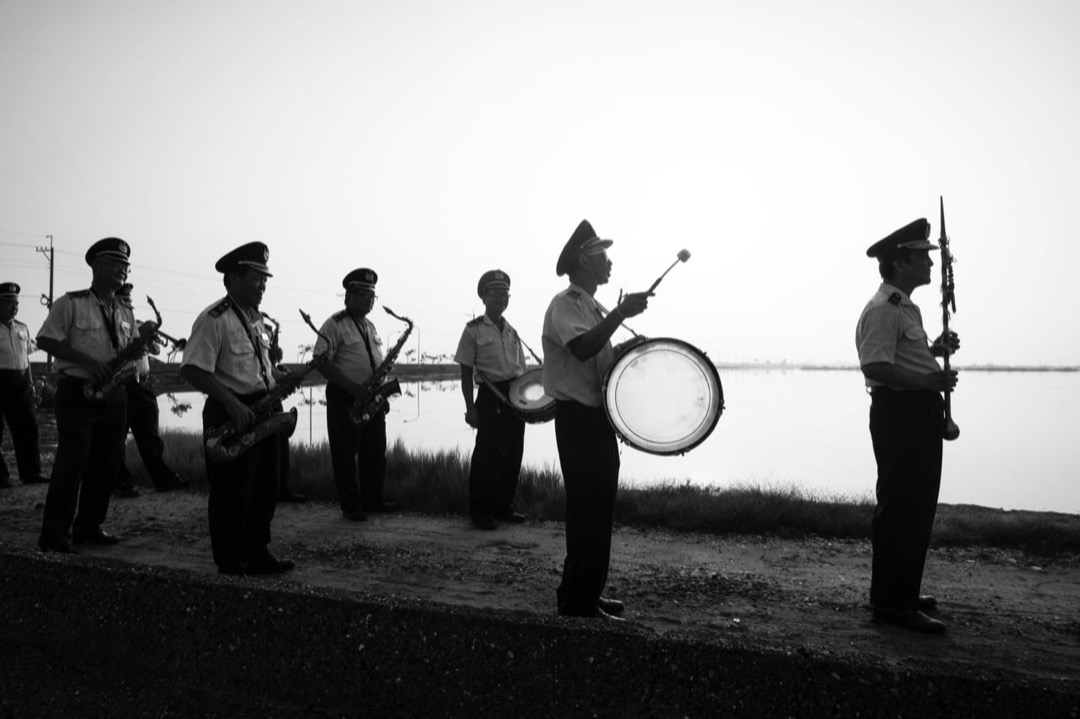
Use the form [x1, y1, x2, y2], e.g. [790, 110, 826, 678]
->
[2, 0, 1078, 367]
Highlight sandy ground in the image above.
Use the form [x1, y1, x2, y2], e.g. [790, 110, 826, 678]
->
[1, 483, 1078, 689]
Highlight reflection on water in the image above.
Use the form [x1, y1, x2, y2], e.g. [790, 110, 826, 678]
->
[158, 370, 1080, 514]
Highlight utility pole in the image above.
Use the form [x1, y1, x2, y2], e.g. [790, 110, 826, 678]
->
[36, 235, 54, 372]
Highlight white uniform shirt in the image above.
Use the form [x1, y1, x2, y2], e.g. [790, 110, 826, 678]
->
[454, 314, 526, 383]
[541, 284, 614, 407]
[855, 283, 942, 389]
[0, 319, 33, 371]
[314, 310, 385, 385]
[36, 290, 136, 379]
[182, 296, 276, 395]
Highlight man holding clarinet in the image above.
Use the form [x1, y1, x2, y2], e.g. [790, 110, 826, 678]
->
[856, 216, 960, 634]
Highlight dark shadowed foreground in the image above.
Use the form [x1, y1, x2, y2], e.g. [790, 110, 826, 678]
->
[1, 487, 1078, 717]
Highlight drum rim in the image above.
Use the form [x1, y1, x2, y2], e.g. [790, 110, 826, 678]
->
[509, 367, 551, 409]
[509, 366, 556, 423]
[601, 336, 723, 456]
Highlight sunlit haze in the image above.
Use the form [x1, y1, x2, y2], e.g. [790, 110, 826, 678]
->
[3, 0, 1078, 367]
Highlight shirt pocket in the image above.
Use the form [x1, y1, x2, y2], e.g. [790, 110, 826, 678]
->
[227, 330, 258, 374]
[902, 322, 928, 344]
[72, 314, 106, 350]
[476, 335, 496, 361]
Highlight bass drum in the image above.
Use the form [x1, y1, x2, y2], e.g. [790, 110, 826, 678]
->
[508, 367, 556, 423]
[602, 338, 723, 455]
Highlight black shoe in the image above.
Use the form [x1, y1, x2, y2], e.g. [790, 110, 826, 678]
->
[872, 607, 947, 634]
[472, 514, 497, 531]
[278, 488, 307, 503]
[247, 555, 295, 575]
[560, 605, 626, 622]
[114, 485, 140, 498]
[366, 501, 398, 513]
[72, 529, 120, 545]
[342, 509, 367, 522]
[597, 596, 625, 616]
[494, 510, 526, 524]
[23, 473, 50, 485]
[38, 539, 74, 554]
[916, 595, 938, 611]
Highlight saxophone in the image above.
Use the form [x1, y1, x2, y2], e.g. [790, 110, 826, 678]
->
[84, 296, 165, 400]
[260, 311, 285, 367]
[204, 309, 330, 464]
[348, 306, 414, 426]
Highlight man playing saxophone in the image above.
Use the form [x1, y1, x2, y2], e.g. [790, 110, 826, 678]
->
[314, 268, 398, 521]
[180, 242, 294, 577]
[35, 238, 137, 553]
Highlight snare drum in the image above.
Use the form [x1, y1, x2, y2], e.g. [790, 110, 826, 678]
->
[507, 367, 556, 423]
[602, 337, 723, 455]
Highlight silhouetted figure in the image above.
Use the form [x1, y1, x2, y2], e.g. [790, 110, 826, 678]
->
[180, 242, 293, 577]
[112, 284, 188, 497]
[0, 282, 49, 488]
[856, 218, 961, 634]
[542, 220, 650, 621]
[314, 268, 397, 522]
[35, 239, 137, 552]
[455, 269, 527, 530]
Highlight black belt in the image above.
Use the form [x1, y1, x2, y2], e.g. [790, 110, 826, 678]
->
[481, 378, 514, 395]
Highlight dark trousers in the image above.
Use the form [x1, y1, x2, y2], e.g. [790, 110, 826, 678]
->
[40, 377, 127, 545]
[326, 383, 387, 513]
[0, 369, 42, 481]
[202, 395, 280, 569]
[469, 381, 525, 518]
[868, 389, 944, 610]
[554, 400, 620, 615]
[117, 378, 175, 488]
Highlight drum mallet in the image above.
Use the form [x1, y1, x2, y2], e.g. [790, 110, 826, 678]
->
[648, 249, 691, 293]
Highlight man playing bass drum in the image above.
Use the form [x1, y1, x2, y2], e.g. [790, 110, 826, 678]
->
[181, 242, 294, 577]
[454, 269, 528, 530]
[856, 218, 960, 634]
[542, 220, 650, 620]
[314, 268, 397, 522]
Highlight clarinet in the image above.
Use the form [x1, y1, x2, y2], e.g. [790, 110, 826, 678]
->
[84, 296, 165, 400]
[348, 307, 414, 426]
[939, 196, 960, 441]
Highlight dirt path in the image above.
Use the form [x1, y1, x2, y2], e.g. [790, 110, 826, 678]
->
[2, 484, 1078, 686]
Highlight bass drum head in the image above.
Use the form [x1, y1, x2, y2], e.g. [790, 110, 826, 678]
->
[509, 367, 556, 423]
[602, 338, 723, 455]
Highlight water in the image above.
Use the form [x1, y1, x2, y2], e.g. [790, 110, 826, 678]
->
[158, 369, 1080, 514]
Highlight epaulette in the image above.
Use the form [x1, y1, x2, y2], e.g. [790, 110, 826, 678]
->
[66, 289, 91, 299]
[332, 310, 348, 322]
[208, 297, 233, 318]
[566, 289, 581, 300]
[887, 293, 901, 306]
[466, 316, 485, 327]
